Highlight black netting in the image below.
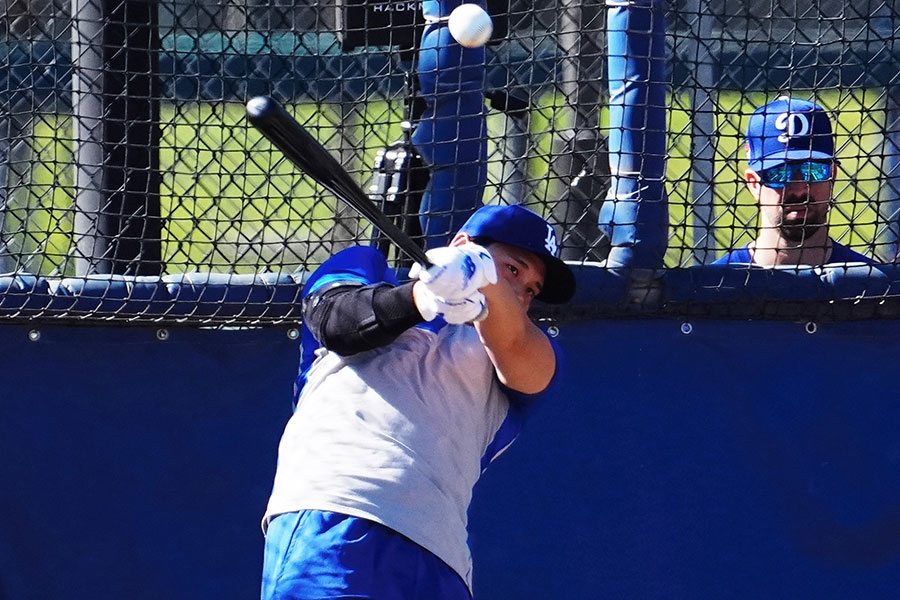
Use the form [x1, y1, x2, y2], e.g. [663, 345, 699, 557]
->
[2, 0, 899, 323]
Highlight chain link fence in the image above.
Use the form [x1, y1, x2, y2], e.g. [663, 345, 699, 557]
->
[1, 0, 899, 322]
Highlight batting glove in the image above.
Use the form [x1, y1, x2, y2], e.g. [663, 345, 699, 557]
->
[409, 243, 497, 301]
[415, 285, 488, 324]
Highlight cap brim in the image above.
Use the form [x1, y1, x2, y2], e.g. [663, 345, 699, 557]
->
[535, 255, 576, 304]
[750, 150, 834, 171]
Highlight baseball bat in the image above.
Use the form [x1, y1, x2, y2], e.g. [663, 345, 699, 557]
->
[245, 95, 432, 268]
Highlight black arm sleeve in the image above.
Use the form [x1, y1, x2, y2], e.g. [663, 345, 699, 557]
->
[302, 281, 425, 356]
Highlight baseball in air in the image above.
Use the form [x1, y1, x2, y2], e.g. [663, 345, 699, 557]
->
[448, 4, 493, 48]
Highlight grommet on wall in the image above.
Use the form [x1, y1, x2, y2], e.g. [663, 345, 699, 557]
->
[546, 326, 560, 338]
[680, 322, 693, 335]
[28, 329, 40, 342]
[156, 328, 170, 341]
[804, 321, 818, 334]
[287, 328, 300, 340]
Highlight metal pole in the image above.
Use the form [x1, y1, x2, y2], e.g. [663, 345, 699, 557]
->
[0, 91, 33, 275]
[879, 92, 900, 261]
[71, 0, 161, 276]
[553, 0, 610, 262]
[0, 111, 17, 273]
[497, 98, 530, 207]
[684, 0, 718, 265]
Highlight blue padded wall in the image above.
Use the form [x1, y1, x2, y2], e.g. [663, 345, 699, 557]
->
[2, 316, 900, 598]
[0, 325, 296, 600]
[469, 318, 900, 598]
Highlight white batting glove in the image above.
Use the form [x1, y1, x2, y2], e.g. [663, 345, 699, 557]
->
[409, 243, 497, 301]
[415, 285, 488, 324]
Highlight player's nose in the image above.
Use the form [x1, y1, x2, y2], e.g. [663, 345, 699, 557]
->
[781, 181, 813, 199]
[512, 285, 531, 309]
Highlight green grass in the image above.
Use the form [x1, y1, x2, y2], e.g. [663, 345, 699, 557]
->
[6, 91, 890, 277]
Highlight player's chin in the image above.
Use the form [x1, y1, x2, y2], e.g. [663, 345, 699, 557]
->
[779, 221, 827, 242]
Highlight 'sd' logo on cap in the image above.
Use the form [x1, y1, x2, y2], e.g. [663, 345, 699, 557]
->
[775, 111, 811, 144]
[544, 224, 558, 256]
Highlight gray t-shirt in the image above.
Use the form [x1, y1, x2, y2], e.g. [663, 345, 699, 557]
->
[265, 322, 549, 590]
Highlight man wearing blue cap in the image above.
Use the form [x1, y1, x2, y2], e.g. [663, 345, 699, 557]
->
[714, 96, 873, 266]
[261, 204, 575, 600]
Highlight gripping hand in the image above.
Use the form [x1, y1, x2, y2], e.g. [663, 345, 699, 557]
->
[415, 285, 488, 324]
[409, 243, 497, 301]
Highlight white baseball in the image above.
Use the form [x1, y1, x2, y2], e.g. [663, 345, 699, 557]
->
[448, 4, 493, 49]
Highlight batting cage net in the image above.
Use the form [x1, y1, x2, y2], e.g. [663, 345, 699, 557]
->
[1, 0, 899, 323]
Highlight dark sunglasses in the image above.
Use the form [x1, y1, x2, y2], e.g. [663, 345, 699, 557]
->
[757, 161, 833, 189]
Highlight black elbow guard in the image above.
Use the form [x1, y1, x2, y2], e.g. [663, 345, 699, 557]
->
[304, 281, 423, 355]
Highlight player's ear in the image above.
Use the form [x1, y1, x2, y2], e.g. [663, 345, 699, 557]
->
[745, 169, 762, 198]
[450, 232, 471, 247]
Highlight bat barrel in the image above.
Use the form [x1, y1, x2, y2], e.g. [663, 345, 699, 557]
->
[246, 96, 432, 268]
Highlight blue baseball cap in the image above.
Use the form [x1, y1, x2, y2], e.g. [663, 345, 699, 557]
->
[459, 204, 575, 304]
[745, 97, 835, 171]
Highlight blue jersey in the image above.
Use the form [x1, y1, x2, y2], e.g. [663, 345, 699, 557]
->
[712, 240, 873, 265]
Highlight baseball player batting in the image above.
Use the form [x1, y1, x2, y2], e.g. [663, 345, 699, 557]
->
[260, 202, 575, 599]
[259, 0, 578, 594]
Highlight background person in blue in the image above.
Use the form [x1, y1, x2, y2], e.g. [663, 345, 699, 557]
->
[714, 96, 873, 266]
[260, 204, 575, 599]
[412, 0, 490, 248]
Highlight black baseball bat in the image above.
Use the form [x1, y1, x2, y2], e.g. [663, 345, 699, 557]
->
[245, 96, 432, 268]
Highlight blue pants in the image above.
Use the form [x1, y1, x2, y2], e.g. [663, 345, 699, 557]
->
[261, 510, 472, 600]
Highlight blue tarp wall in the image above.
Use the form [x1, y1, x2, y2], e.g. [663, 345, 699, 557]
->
[2, 264, 900, 599]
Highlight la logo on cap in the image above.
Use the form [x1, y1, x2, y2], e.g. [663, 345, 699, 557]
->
[544, 224, 558, 256]
[775, 111, 811, 144]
